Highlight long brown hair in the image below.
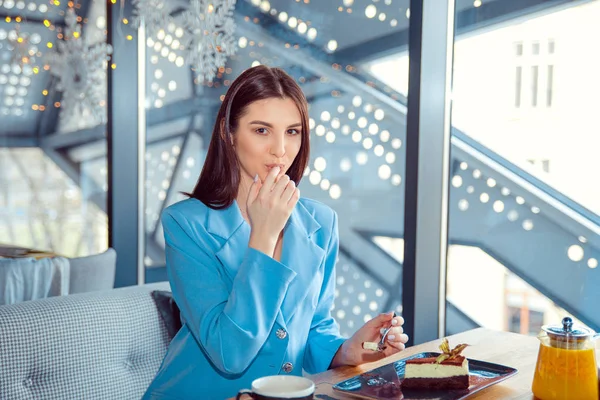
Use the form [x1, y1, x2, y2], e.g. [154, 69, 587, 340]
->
[188, 65, 310, 209]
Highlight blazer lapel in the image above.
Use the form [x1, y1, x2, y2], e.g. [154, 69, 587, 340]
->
[207, 201, 289, 329]
[280, 201, 325, 325]
[206, 200, 326, 327]
[208, 201, 249, 281]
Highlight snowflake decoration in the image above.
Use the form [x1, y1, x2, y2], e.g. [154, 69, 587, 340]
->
[8, 27, 36, 67]
[131, 0, 238, 84]
[46, 8, 113, 124]
[182, 0, 238, 83]
[131, 0, 175, 37]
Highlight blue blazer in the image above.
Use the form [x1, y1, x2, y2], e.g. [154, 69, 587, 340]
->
[143, 197, 346, 400]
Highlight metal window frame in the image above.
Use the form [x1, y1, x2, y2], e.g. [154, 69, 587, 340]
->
[107, 2, 146, 287]
[402, 0, 456, 345]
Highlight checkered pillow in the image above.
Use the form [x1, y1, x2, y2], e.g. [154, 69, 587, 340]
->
[0, 283, 171, 400]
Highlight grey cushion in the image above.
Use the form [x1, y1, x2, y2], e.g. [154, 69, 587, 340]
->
[150, 290, 182, 341]
[0, 282, 170, 400]
[69, 248, 116, 294]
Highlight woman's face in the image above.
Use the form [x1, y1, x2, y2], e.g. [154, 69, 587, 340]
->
[233, 97, 303, 184]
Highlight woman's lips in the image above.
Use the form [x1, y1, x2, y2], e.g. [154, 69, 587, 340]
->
[266, 164, 285, 170]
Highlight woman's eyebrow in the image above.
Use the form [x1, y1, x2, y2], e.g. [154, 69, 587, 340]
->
[249, 120, 302, 128]
[249, 120, 273, 127]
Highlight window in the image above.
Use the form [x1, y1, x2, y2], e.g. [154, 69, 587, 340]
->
[507, 306, 545, 335]
[445, 2, 599, 339]
[514, 42, 523, 108]
[515, 42, 523, 56]
[531, 65, 539, 107]
[527, 159, 551, 173]
[508, 307, 520, 333]
[547, 64, 554, 107]
[515, 66, 522, 107]
[513, 39, 555, 109]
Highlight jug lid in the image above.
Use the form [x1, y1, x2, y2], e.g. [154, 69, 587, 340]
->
[541, 317, 595, 344]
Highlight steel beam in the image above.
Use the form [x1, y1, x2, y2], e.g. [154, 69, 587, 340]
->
[107, 0, 145, 287]
[235, 17, 406, 114]
[0, 14, 66, 27]
[40, 124, 105, 150]
[0, 135, 38, 147]
[402, 0, 455, 346]
[334, 0, 588, 64]
[42, 147, 106, 212]
[147, 96, 221, 127]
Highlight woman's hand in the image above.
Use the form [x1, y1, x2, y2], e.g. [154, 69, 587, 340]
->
[247, 166, 299, 256]
[331, 312, 409, 367]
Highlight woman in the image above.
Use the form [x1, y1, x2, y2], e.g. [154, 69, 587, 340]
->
[143, 66, 409, 399]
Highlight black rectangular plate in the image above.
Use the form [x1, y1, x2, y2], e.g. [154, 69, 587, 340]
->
[332, 352, 518, 400]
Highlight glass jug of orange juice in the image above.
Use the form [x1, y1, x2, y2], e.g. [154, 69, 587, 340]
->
[532, 317, 599, 400]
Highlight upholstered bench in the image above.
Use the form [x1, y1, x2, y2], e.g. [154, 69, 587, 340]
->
[0, 282, 173, 400]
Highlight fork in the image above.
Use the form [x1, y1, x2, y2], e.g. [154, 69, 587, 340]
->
[362, 313, 396, 352]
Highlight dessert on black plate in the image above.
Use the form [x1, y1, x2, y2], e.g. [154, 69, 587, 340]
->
[403, 339, 470, 390]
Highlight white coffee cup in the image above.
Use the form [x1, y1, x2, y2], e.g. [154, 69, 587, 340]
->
[236, 375, 315, 400]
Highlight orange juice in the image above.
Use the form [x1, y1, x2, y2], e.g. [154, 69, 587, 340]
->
[532, 343, 598, 400]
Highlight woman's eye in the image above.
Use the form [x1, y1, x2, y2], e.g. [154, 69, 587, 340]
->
[256, 128, 268, 135]
[288, 129, 300, 135]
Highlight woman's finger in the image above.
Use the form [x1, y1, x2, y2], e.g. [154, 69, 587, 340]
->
[366, 312, 395, 329]
[384, 327, 404, 341]
[259, 166, 281, 196]
[288, 187, 300, 207]
[272, 174, 291, 198]
[282, 179, 296, 202]
[386, 340, 406, 352]
[387, 332, 409, 343]
[376, 315, 403, 336]
[246, 174, 262, 207]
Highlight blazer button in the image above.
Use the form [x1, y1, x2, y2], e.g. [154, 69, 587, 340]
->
[282, 362, 293, 373]
[276, 328, 287, 339]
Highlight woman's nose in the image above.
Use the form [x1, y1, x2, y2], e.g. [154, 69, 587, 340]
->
[270, 135, 286, 158]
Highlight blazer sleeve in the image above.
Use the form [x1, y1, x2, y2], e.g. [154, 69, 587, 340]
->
[303, 211, 347, 374]
[162, 208, 297, 375]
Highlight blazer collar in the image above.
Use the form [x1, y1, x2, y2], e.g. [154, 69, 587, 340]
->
[208, 199, 325, 327]
[287, 200, 321, 239]
[206, 199, 321, 241]
[206, 200, 245, 241]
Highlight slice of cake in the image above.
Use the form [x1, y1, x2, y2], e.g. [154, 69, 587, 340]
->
[403, 355, 469, 390]
[402, 339, 470, 390]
